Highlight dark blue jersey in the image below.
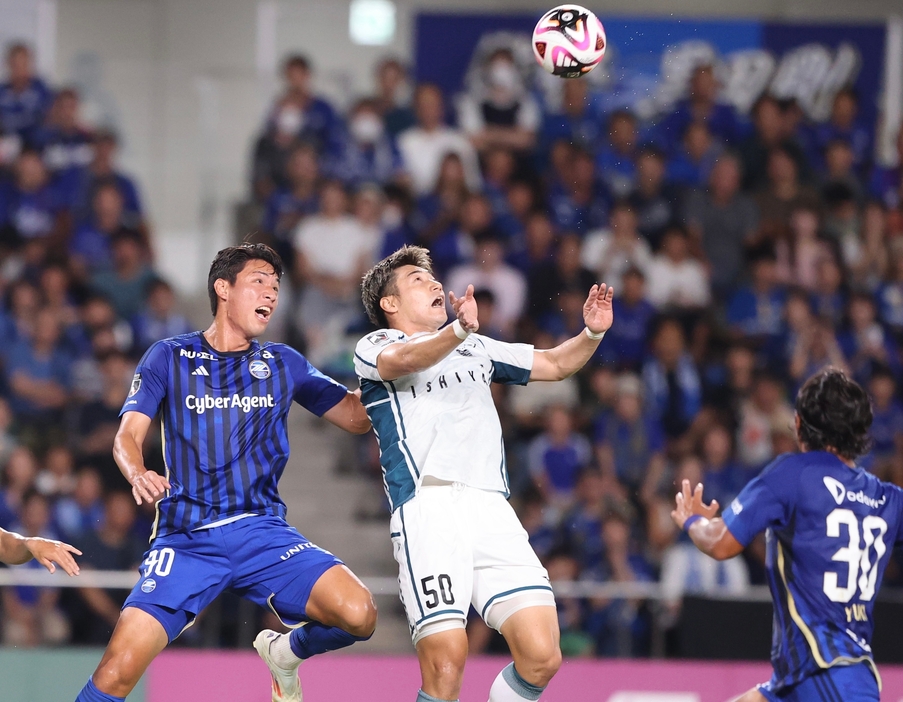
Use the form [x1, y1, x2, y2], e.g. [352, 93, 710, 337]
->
[121, 331, 346, 539]
[723, 451, 903, 692]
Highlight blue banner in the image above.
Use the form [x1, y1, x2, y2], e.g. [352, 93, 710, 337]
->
[415, 14, 886, 130]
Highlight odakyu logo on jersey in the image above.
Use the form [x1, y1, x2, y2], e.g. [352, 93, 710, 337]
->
[184, 393, 276, 415]
[823, 476, 887, 510]
[249, 360, 271, 379]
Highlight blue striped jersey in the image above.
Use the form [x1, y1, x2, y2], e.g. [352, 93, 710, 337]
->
[353, 328, 533, 512]
[723, 451, 903, 692]
[121, 331, 347, 539]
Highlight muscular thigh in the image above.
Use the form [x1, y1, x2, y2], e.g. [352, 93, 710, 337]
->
[227, 516, 343, 627]
[390, 489, 473, 640]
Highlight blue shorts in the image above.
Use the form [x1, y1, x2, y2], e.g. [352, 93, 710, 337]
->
[123, 515, 342, 642]
[758, 662, 879, 702]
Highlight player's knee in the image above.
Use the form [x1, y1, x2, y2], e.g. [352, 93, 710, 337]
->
[423, 649, 467, 686]
[342, 596, 378, 638]
[518, 644, 561, 687]
[94, 654, 142, 697]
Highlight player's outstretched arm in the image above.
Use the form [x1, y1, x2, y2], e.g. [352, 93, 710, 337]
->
[531, 284, 614, 381]
[0, 528, 82, 575]
[322, 390, 372, 434]
[376, 285, 480, 381]
[114, 411, 171, 506]
[671, 479, 744, 561]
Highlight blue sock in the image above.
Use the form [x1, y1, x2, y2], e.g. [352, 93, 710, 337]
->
[417, 690, 458, 702]
[288, 622, 371, 659]
[501, 662, 544, 701]
[75, 677, 125, 702]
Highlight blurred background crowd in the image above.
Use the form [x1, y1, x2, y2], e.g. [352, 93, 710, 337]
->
[0, 34, 902, 658]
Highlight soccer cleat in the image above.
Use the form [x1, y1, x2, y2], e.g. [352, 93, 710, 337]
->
[254, 629, 303, 702]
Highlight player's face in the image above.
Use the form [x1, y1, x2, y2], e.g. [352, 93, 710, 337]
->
[387, 265, 446, 330]
[227, 260, 279, 337]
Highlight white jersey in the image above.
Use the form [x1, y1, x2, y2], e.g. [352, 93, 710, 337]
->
[354, 328, 534, 512]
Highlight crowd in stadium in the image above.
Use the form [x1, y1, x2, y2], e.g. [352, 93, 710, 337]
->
[0, 37, 902, 657]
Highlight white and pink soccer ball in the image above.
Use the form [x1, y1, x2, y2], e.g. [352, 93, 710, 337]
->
[532, 4, 607, 79]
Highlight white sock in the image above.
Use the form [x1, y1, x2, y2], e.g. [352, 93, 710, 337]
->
[269, 631, 302, 670]
[488, 663, 544, 701]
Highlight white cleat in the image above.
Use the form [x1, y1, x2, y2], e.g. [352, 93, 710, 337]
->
[254, 629, 303, 702]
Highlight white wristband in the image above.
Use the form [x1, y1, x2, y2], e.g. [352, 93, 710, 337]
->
[585, 327, 605, 341]
[452, 319, 471, 340]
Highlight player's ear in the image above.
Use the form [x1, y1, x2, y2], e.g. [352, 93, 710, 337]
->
[380, 295, 397, 316]
[214, 278, 230, 307]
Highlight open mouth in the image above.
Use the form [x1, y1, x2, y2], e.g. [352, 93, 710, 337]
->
[431, 295, 444, 308]
[255, 305, 273, 321]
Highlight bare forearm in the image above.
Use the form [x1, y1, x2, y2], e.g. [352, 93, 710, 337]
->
[687, 518, 738, 561]
[535, 330, 600, 381]
[0, 529, 33, 565]
[113, 430, 147, 485]
[378, 325, 463, 380]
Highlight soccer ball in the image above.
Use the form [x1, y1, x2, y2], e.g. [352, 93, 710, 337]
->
[532, 4, 606, 79]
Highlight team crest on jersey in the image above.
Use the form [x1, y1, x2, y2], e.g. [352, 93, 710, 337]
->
[129, 373, 141, 397]
[367, 331, 389, 345]
[140, 578, 156, 593]
[249, 360, 271, 379]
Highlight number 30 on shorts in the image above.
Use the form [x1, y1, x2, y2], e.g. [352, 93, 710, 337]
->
[420, 574, 455, 609]
[142, 548, 176, 578]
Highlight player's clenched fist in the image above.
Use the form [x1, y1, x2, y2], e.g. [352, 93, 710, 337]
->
[449, 284, 479, 333]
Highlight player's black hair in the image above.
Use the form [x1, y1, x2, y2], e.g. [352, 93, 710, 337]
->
[361, 245, 433, 328]
[795, 367, 872, 461]
[207, 243, 284, 317]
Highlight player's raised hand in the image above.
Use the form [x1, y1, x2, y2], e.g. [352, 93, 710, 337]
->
[583, 283, 614, 336]
[131, 469, 171, 506]
[26, 537, 82, 576]
[448, 284, 479, 333]
[671, 478, 719, 530]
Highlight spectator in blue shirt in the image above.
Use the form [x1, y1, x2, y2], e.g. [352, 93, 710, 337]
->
[595, 110, 639, 199]
[539, 78, 601, 157]
[373, 58, 415, 138]
[547, 146, 609, 235]
[0, 446, 38, 530]
[628, 145, 681, 250]
[0, 148, 63, 244]
[34, 88, 94, 184]
[726, 247, 787, 357]
[267, 54, 342, 160]
[865, 367, 903, 478]
[810, 252, 847, 326]
[327, 98, 403, 187]
[666, 120, 722, 190]
[0, 43, 53, 144]
[811, 88, 872, 177]
[594, 372, 666, 496]
[597, 266, 655, 371]
[869, 124, 902, 210]
[642, 317, 702, 440]
[2, 490, 69, 646]
[657, 64, 744, 150]
[130, 278, 192, 354]
[89, 231, 156, 320]
[527, 232, 596, 318]
[6, 307, 71, 432]
[528, 404, 593, 513]
[52, 467, 104, 543]
[69, 182, 135, 276]
[876, 241, 903, 338]
[559, 468, 609, 572]
[837, 290, 901, 384]
[699, 422, 748, 508]
[62, 129, 143, 228]
[262, 143, 320, 261]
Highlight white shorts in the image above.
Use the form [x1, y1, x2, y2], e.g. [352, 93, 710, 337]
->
[389, 481, 553, 642]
